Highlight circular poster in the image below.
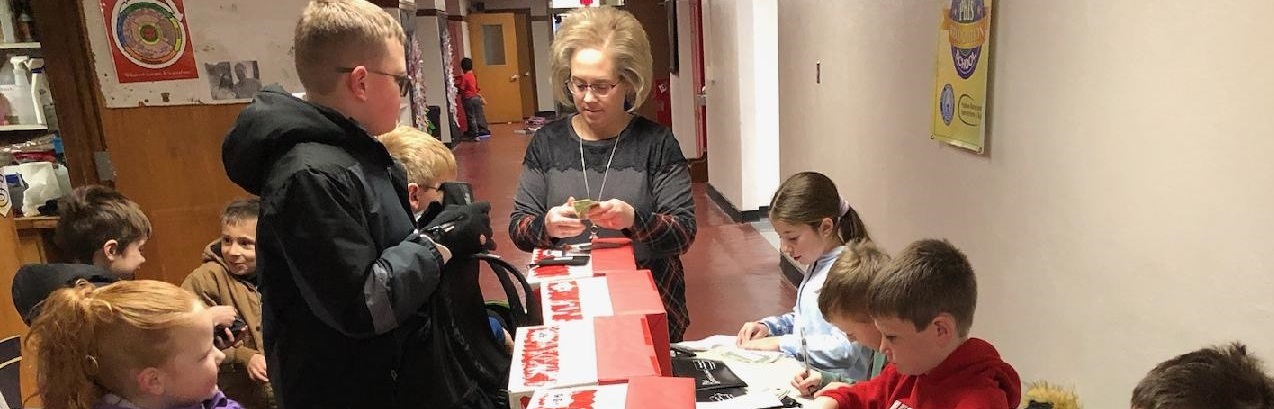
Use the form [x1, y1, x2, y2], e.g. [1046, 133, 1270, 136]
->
[110, 0, 188, 69]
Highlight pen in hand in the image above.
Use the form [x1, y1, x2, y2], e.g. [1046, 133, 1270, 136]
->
[800, 327, 811, 377]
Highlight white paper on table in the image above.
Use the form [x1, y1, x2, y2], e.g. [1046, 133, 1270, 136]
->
[675, 335, 737, 352]
[694, 391, 784, 409]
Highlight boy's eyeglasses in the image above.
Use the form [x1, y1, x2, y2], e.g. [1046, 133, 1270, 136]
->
[337, 67, 411, 97]
[568, 81, 618, 96]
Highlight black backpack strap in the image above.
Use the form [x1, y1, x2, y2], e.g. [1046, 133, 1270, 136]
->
[473, 253, 542, 327]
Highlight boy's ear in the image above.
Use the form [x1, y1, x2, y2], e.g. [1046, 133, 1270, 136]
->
[101, 239, 121, 261]
[347, 66, 369, 102]
[406, 183, 420, 206]
[136, 367, 164, 395]
[931, 313, 958, 343]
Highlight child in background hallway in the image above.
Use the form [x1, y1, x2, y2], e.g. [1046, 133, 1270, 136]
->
[459, 57, 491, 139]
[791, 239, 892, 396]
[813, 239, 1021, 409]
[25, 280, 243, 409]
[182, 199, 275, 409]
[1132, 342, 1273, 409]
[736, 171, 876, 381]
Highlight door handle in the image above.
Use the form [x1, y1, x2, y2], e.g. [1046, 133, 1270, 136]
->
[509, 74, 520, 82]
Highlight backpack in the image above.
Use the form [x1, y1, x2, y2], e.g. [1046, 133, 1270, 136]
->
[395, 253, 542, 409]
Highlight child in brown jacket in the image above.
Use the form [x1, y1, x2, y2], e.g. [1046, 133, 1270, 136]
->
[182, 198, 274, 409]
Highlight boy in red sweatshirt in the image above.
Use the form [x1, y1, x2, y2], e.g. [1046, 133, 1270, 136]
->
[812, 239, 1021, 409]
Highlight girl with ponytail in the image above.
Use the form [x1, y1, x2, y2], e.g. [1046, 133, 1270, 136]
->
[734, 172, 877, 381]
[25, 280, 242, 409]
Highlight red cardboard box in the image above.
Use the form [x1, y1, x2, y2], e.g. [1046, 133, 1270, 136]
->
[508, 315, 662, 409]
[524, 376, 696, 409]
[527, 238, 638, 288]
[541, 271, 672, 376]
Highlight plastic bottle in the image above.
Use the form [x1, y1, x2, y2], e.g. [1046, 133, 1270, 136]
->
[6, 55, 35, 125]
[27, 58, 52, 127]
[4, 173, 26, 217]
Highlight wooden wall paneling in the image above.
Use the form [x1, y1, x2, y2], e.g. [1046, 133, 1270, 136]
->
[0, 213, 37, 407]
[32, 0, 109, 187]
[99, 104, 251, 285]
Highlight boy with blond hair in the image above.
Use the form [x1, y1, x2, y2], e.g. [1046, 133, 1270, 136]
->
[790, 239, 892, 396]
[813, 239, 1021, 409]
[1132, 342, 1274, 409]
[222, 1, 493, 407]
[378, 125, 457, 222]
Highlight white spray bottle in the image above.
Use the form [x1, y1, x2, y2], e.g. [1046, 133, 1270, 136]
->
[24, 58, 51, 127]
[6, 56, 35, 125]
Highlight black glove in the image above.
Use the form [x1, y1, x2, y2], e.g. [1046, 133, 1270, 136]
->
[415, 201, 445, 229]
[423, 201, 493, 258]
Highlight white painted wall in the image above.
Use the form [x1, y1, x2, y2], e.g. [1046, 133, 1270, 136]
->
[668, 0, 698, 159]
[777, 1, 1274, 407]
[82, 0, 308, 107]
[531, 20, 555, 112]
[703, 0, 778, 211]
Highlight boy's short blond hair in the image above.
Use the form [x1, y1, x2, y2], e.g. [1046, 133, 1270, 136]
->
[550, 6, 652, 112]
[868, 239, 977, 337]
[1132, 342, 1274, 409]
[817, 239, 890, 321]
[294, 0, 406, 95]
[378, 126, 457, 187]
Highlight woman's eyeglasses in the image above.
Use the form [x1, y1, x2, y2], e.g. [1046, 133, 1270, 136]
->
[337, 67, 411, 97]
[568, 81, 618, 97]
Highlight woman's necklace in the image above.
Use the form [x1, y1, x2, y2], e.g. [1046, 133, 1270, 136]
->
[578, 125, 623, 239]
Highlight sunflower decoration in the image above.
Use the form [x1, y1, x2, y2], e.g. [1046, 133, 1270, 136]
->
[1022, 381, 1080, 409]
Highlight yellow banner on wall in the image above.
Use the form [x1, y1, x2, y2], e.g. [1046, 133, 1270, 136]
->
[932, 0, 993, 153]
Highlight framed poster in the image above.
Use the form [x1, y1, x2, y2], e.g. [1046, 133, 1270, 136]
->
[931, 0, 993, 153]
[100, 0, 199, 83]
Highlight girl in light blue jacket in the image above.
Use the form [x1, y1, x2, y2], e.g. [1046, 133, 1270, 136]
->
[736, 171, 875, 381]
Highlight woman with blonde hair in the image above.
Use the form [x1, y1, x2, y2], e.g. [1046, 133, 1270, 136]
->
[509, 6, 696, 341]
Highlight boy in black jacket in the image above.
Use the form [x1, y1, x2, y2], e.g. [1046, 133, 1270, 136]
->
[221, 1, 491, 408]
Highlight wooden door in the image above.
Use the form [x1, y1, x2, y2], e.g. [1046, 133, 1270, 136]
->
[514, 12, 536, 118]
[690, 0, 708, 157]
[467, 12, 526, 123]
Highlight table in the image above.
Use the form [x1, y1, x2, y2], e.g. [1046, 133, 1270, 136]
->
[14, 215, 59, 263]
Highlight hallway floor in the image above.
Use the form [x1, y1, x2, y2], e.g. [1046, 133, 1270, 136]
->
[455, 123, 795, 340]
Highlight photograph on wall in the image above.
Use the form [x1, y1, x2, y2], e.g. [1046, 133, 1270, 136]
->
[100, 0, 199, 83]
[931, 0, 993, 153]
[204, 60, 261, 101]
